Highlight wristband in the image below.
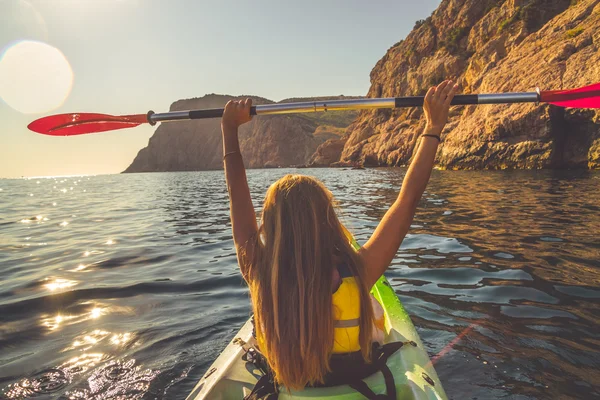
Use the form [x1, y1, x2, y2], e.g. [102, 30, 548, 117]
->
[223, 151, 240, 160]
[422, 134, 441, 143]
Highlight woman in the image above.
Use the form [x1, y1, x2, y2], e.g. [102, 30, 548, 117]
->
[221, 81, 458, 391]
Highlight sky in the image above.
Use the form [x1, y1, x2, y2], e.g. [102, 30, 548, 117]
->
[0, 0, 441, 178]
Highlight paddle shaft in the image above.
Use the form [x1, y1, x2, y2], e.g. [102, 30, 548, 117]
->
[148, 92, 540, 125]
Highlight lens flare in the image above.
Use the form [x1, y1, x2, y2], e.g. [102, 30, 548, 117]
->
[0, 40, 73, 114]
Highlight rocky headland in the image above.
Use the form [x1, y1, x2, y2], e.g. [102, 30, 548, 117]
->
[123, 95, 357, 172]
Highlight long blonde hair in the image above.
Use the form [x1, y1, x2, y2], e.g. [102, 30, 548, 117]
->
[246, 174, 374, 390]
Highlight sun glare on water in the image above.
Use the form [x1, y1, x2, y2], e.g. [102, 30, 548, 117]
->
[44, 278, 77, 292]
[0, 40, 73, 114]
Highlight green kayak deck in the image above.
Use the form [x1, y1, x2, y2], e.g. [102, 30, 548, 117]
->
[186, 275, 447, 399]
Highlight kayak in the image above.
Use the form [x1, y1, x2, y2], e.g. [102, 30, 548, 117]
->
[185, 274, 448, 399]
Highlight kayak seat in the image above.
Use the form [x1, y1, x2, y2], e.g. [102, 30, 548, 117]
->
[243, 341, 405, 400]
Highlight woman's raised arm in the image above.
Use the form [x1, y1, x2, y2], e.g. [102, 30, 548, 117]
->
[360, 81, 458, 287]
[222, 99, 258, 277]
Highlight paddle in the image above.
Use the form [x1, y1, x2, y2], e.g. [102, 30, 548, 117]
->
[28, 82, 600, 136]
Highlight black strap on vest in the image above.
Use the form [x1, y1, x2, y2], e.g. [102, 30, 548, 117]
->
[242, 341, 404, 400]
[244, 374, 278, 400]
[346, 341, 403, 399]
[243, 347, 278, 400]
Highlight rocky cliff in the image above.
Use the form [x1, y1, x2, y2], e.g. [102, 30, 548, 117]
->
[337, 0, 600, 169]
[123, 96, 357, 173]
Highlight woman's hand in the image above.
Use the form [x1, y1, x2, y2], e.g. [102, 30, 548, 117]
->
[222, 98, 253, 131]
[423, 80, 458, 135]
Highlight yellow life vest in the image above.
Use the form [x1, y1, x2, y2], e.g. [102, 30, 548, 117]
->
[255, 271, 363, 354]
[332, 272, 362, 353]
[332, 264, 386, 353]
[255, 272, 367, 354]
[257, 268, 384, 354]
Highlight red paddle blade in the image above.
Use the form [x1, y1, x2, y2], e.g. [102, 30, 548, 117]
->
[27, 113, 148, 136]
[541, 82, 600, 108]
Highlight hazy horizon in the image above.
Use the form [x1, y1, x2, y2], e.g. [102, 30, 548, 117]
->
[0, 0, 441, 179]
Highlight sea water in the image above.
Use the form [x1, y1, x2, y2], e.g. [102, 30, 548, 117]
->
[1, 169, 599, 399]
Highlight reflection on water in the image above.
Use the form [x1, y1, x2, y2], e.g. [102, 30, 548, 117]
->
[44, 278, 78, 292]
[0, 170, 599, 399]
